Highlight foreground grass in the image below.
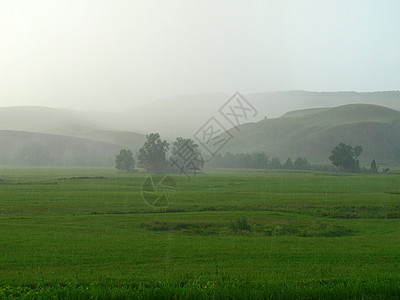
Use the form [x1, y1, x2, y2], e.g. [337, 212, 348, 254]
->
[0, 167, 399, 298]
[1, 278, 399, 299]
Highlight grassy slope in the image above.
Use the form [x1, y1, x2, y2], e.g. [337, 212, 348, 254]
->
[0, 106, 145, 149]
[225, 104, 400, 166]
[246, 90, 400, 119]
[119, 91, 400, 138]
[0, 131, 123, 166]
[0, 167, 399, 298]
[0, 107, 146, 166]
[3, 91, 400, 140]
[2, 101, 400, 167]
[280, 107, 329, 117]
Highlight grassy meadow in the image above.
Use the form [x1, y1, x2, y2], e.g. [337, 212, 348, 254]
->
[0, 167, 399, 299]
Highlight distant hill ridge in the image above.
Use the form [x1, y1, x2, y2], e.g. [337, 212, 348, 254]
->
[0, 106, 146, 149]
[274, 104, 400, 125]
[223, 104, 400, 167]
[280, 107, 329, 118]
[0, 130, 123, 166]
[1, 92, 400, 166]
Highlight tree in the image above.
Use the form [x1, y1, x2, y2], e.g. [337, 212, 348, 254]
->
[370, 159, 378, 173]
[293, 157, 311, 170]
[223, 152, 236, 168]
[269, 157, 282, 169]
[170, 137, 204, 173]
[239, 153, 252, 168]
[329, 143, 362, 172]
[251, 152, 269, 169]
[115, 149, 135, 172]
[138, 133, 169, 172]
[283, 157, 293, 169]
[354, 145, 362, 158]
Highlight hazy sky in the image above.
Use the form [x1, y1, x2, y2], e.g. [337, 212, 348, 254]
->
[1, 0, 399, 111]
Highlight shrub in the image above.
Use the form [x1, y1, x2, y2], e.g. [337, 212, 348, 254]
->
[229, 218, 251, 233]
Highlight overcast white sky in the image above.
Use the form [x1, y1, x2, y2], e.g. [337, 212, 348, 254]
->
[0, 0, 399, 111]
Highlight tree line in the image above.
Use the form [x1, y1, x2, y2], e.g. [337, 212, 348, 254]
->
[115, 135, 388, 174]
[207, 152, 312, 170]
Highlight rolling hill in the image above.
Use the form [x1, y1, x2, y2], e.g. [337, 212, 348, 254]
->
[0, 130, 123, 166]
[221, 104, 400, 167]
[99, 91, 400, 138]
[1, 92, 400, 167]
[0, 106, 146, 150]
[3, 91, 399, 140]
[0, 106, 146, 166]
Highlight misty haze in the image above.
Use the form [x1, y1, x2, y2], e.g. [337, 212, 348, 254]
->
[1, 1, 400, 299]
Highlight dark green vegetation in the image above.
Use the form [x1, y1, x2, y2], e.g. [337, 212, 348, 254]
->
[170, 137, 204, 174]
[138, 133, 170, 172]
[115, 150, 136, 172]
[329, 143, 362, 173]
[208, 152, 312, 171]
[0, 167, 399, 299]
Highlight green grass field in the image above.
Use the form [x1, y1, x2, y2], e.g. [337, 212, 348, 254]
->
[0, 167, 399, 299]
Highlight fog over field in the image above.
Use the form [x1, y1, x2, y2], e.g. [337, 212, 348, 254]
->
[1, 1, 400, 168]
[1, 1, 399, 111]
[1, 1, 400, 298]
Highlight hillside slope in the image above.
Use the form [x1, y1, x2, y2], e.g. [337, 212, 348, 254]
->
[222, 104, 400, 166]
[0, 130, 123, 166]
[246, 91, 400, 120]
[110, 91, 400, 138]
[2, 93, 400, 167]
[2, 91, 400, 140]
[0, 106, 146, 149]
[106, 91, 400, 137]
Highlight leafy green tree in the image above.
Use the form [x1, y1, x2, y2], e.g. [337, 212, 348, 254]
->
[269, 157, 282, 169]
[239, 153, 252, 168]
[138, 133, 169, 172]
[283, 157, 293, 169]
[170, 137, 203, 173]
[354, 145, 363, 158]
[329, 143, 362, 172]
[293, 157, 311, 170]
[251, 152, 269, 169]
[370, 159, 378, 173]
[115, 149, 135, 172]
[223, 152, 236, 168]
